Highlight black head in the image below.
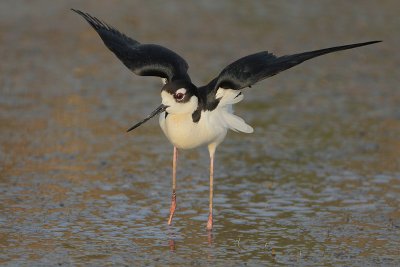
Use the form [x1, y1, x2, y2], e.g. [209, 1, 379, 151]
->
[126, 80, 198, 132]
[162, 80, 197, 102]
[161, 80, 199, 114]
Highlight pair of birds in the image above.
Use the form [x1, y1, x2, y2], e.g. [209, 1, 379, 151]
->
[72, 9, 380, 230]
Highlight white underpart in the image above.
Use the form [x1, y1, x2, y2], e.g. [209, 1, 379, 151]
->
[159, 88, 253, 155]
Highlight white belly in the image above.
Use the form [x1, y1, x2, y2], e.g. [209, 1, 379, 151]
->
[159, 111, 227, 150]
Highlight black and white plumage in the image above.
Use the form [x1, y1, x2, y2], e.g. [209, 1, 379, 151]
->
[72, 9, 380, 230]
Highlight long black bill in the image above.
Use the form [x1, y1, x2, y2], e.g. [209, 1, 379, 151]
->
[127, 104, 167, 132]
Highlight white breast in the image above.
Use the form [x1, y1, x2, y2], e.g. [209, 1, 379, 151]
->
[159, 111, 227, 150]
[158, 88, 253, 150]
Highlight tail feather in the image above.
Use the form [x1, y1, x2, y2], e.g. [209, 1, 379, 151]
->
[222, 112, 254, 133]
[214, 88, 254, 133]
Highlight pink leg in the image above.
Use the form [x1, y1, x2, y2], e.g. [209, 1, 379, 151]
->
[168, 146, 177, 225]
[207, 154, 214, 230]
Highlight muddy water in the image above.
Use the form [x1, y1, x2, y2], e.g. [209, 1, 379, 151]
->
[1, 1, 399, 266]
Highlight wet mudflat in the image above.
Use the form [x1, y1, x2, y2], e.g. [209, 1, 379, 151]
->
[1, 1, 399, 266]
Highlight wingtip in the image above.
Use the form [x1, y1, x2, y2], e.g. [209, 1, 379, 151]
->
[70, 8, 81, 14]
[352, 40, 382, 47]
[71, 8, 87, 17]
[369, 40, 382, 44]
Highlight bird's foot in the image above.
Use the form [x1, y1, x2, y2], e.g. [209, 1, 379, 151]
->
[206, 212, 213, 230]
[167, 191, 176, 225]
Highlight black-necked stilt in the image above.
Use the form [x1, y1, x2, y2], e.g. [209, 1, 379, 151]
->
[72, 9, 380, 230]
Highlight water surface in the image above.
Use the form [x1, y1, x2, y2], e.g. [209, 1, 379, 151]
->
[1, 1, 399, 266]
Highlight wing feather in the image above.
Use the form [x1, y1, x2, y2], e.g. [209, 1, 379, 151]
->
[212, 41, 381, 91]
[72, 9, 191, 82]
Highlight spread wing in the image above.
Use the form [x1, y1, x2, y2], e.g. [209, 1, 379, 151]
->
[72, 9, 191, 82]
[210, 41, 381, 91]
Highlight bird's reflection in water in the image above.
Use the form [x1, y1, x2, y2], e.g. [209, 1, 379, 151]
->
[167, 229, 214, 252]
[207, 231, 213, 246]
[167, 228, 177, 252]
[169, 239, 176, 252]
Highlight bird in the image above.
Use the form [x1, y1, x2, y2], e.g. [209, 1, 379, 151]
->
[72, 9, 380, 230]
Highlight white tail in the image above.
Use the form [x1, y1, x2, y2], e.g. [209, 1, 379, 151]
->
[215, 88, 254, 133]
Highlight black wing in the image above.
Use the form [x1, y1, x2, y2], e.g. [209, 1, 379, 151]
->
[72, 9, 191, 82]
[211, 41, 381, 91]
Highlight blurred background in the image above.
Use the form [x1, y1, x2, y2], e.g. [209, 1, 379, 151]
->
[0, 0, 399, 266]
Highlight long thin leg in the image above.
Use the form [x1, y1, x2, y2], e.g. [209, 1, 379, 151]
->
[168, 146, 177, 225]
[207, 153, 214, 230]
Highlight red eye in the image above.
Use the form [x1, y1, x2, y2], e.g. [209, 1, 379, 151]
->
[174, 92, 184, 101]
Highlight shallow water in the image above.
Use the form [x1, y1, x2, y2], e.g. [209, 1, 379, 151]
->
[1, 1, 399, 266]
